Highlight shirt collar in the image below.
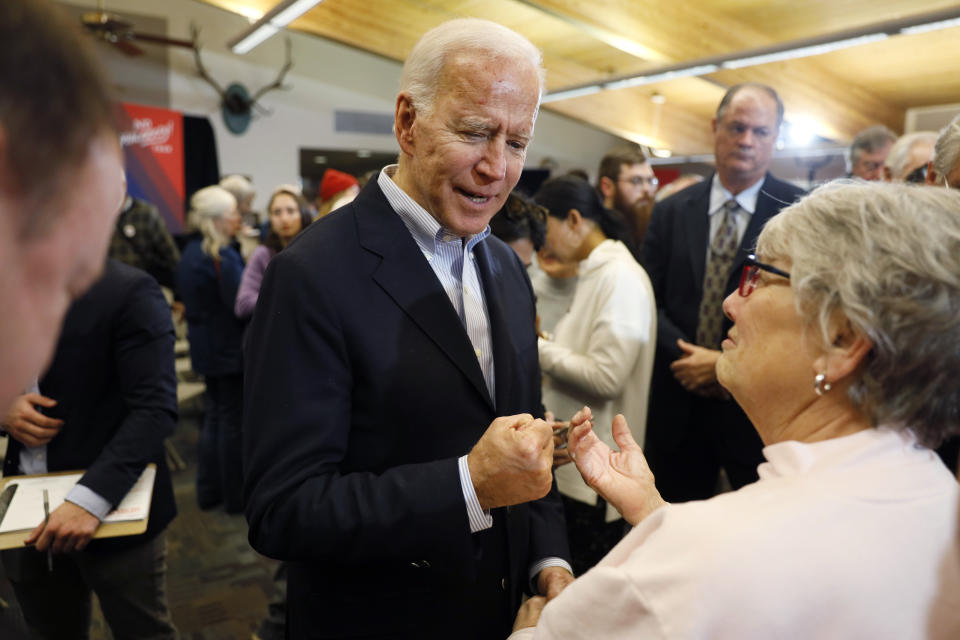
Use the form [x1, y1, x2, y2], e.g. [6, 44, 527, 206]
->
[377, 165, 490, 252]
[708, 173, 765, 217]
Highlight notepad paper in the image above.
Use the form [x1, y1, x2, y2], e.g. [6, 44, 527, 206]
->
[0, 466, 155, 534]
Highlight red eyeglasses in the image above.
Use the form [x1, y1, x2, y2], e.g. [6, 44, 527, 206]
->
[738, 254, 791, 297]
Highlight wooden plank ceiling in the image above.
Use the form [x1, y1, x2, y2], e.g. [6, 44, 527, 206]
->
[199, 0, 960, 155]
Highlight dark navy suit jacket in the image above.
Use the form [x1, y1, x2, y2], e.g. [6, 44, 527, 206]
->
[3, 260, 178, 552]
[242, 180, 570, 638]
[642, 173, 806, 458]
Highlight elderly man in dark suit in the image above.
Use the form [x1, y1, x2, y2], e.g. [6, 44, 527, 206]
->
[242, 18, 572, 639]
[642, 83, 805, 503]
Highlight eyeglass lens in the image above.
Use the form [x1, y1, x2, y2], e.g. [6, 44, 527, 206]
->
[738, 264, 758, 297]
[622, 176, 659, 186]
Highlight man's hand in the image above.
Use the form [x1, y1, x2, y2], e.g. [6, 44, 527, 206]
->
[538, 565, 574, 601]
[670, 339, 721, 393]
[468, 414, 554, 510]
[2, 393, 64, 447]
[24, 501, 100, 554]
[513, 596, 547, 631]
[568, 409, 666, 526]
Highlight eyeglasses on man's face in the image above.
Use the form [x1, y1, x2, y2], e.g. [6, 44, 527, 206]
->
[738, 254, 791, 297]
[619, 175, 659, 187]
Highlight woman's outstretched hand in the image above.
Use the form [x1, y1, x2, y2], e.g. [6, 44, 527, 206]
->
[568, 407, 667, 526]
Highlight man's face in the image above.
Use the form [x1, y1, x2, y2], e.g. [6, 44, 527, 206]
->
[712, 88, 779, 187]
[851, 143, 891, 181]
[612, 162, 657, 215]
[395, 53, 541, 237]
[0, 133, 124, 408]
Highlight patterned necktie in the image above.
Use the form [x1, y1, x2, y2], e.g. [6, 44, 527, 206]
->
[696, 199, 740, 348]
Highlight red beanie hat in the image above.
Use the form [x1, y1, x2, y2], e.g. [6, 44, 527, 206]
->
[320, 169, 358, 201]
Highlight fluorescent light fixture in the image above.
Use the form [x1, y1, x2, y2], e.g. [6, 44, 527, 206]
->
[650, 148, 672, 158]
[603, 64, 718, 91]
[721, 33, 887, 69]
[270, 0, 324, 27]
[232, 24, 279, 54]
[541, 8, 960, 105]
[542, 85, 604, 103]
[901, 17, 960, 35]
[230, 0, 323, 54]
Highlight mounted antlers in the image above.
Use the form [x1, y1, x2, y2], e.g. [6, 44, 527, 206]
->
[190, 25, 294, 133]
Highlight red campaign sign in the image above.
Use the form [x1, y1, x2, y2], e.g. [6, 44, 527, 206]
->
[119, 103, 186, 232]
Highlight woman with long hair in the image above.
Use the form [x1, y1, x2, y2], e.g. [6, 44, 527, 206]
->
[235, 186, 312, 321]
[534, 175, 657, 575]
[176, 185, 245, 513]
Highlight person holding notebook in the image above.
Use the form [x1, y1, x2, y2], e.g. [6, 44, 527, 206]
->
[1, 259, 179, 639]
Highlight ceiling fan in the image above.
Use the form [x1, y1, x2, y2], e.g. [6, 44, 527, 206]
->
[81, 0, 193, 56]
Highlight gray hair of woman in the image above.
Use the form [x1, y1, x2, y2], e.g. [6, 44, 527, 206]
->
[757, 180, 960, 448]
[189, 185, 237, 261]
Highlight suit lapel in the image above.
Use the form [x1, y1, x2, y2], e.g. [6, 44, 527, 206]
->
[473, 241, 515, 413]
[734, 173, 780, 267]
[355, 183, 494, 410]
[681, 177, 712, 293]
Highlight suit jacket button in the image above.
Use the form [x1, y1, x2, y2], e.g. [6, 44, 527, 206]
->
[501, 577, 507, 590]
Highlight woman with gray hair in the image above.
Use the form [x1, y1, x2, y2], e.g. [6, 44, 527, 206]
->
[510, 181, 960, 638]
[176, 185, 246, 513]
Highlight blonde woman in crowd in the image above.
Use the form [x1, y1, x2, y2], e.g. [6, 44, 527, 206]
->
[176, 185, 246, 513]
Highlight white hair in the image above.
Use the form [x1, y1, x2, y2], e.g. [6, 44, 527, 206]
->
[219, 174, 255, 205]
[846, 124, 897, 170]
[883, 131, 937, 179]
[189, 185, 237, 260]
[932, 114, 960, 183]
[398, 18, 544, 119]
[757, 181, 960, 447]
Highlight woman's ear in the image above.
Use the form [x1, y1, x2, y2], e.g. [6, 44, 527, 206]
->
[566, 208, 582, 230]
[813, 318, 872, 384]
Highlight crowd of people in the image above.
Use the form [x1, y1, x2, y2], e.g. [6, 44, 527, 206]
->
[1, 1, 960, 638]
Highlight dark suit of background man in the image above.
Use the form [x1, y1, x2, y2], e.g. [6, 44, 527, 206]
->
[1, 260, 178, 638]
[243, 18, 572, 639]
[641, 83, 805, 503]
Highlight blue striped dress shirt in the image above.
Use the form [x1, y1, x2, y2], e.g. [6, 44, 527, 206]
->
[378, 167, 572, 584]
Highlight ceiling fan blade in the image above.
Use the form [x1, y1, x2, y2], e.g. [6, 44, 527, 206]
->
[112, 40, 145, 56]
[131, 31, 195, 49]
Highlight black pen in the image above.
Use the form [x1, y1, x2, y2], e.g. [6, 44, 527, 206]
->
[42, 489, 52, 571]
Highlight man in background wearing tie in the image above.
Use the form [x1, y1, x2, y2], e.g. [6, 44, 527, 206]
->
[641, 83, 805, 503]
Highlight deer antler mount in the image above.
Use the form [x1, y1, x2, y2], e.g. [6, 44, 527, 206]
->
[191, 25, 294, 135]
